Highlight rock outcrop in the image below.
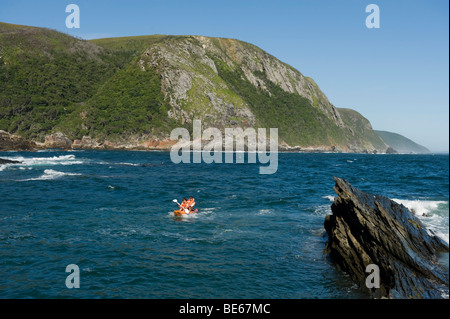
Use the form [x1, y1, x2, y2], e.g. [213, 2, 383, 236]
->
[44, 132, 73, 149]
[0, 158, 22, 164]
[72, 136, 102, 149]
[324, 177, 449, 299]
[0, 130, 36, 151]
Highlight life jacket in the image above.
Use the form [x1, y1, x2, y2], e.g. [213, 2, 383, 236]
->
[188, 198, 195, 206]
[181, 200, 188, 208]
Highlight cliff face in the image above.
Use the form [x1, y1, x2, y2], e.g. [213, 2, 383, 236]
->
[325, 177, 449, 299]
[139, 36, 257, 129]
[0, 22, 389, 152]
[145, 35, 344, 129]
[91, 34, 388, 152]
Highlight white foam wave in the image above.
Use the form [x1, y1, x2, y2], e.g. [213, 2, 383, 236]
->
[393, 198, 449, 244]
[323, 195, 335, 202]
[168, 207, 214, 220]
[417, 213, 449, 245]
[168, 211, 199, 219]
[0, 154, 83, 168]
[23, 169, 82, 181]
[392, 199, 447, 216]
[118, 162, 140, 166]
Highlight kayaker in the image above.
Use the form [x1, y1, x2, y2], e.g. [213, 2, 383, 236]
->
[187, 196, 196, 212]
[180, 198, 189, 212]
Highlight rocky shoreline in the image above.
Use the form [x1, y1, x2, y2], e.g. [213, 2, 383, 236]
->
[0, 130, 389, 154]
[0, 130, 37, 151]
[325, 177, 449, 299]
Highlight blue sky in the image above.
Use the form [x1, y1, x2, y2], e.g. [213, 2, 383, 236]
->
[1, 0, 448, 151]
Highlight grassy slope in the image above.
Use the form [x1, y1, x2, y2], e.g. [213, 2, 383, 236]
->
[90, 34, 172, 51]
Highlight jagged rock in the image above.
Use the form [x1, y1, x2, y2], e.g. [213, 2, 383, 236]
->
[385, 146, 398, 154]
[0, 158, 22, 164]
[44, 132, 72, 149]
[0, 130, 36, 151]
[324, 177, 449, 299]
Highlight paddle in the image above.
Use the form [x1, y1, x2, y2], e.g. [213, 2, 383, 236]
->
[173, 199, 189, 214]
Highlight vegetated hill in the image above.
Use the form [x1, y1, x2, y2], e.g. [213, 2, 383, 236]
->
[0, 21, 390, 152]
[374, 130, 431, 154]
[337, 108, 387, 152]
[0, 22, 144, 140]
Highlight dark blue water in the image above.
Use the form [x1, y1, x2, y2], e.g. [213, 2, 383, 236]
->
[0, 151, 448, 298]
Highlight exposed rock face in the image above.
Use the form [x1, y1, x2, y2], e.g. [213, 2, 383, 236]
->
[44, 132, 73, 149]
[72, 136, 102, 149]
[197, 36, 342, 125]
[142, 35, 346, 130]
[0, 130, 36, 151]
[143, 37, 257, 129]
[140, 138, 177, 150]
[324, 177, 449, 299]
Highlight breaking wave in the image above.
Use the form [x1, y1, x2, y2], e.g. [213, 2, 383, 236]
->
[22, 169, 82, 181]
[393, 198, 449, 244]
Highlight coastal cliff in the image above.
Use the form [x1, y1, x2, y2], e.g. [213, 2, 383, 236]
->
[324, 177, 449, 298]
[0, 22, 391, 153]
[0, 22, 432, 153]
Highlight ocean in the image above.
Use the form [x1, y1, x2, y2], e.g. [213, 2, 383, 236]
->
[0, 150, 448, 298]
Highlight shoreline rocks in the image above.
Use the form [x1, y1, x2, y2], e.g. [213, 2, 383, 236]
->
[0, 130, 418, 154]
[44, 132, 73, 149]
[0, 130, 36, 151]
[324, 177, 449, 299]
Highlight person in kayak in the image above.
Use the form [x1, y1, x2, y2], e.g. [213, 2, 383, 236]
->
[178, 198, 189, 212]
[187, 196, 196, 212]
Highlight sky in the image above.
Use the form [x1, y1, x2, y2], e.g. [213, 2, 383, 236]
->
[0, 0, 448, 152]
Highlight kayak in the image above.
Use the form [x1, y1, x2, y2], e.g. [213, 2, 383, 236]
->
[174, 209, 198, 216]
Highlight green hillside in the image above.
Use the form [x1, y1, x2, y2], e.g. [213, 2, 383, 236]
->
[374, 130, 430, 154]
[0, 22, 137, 140]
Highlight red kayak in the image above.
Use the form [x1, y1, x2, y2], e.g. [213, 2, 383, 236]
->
[174, 209, 198, 216]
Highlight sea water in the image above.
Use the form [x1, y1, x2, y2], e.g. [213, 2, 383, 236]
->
[0, 151, 448, 298]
